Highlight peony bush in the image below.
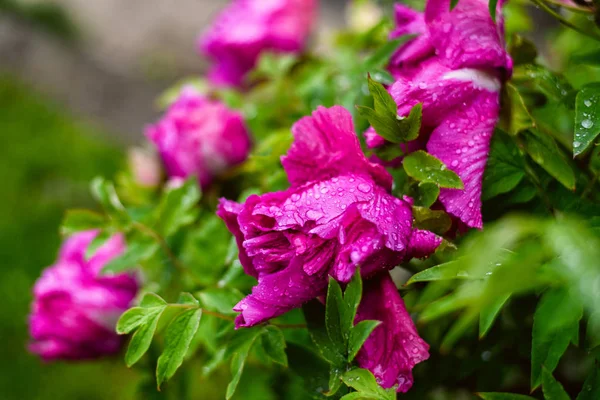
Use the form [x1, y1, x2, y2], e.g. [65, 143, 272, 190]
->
[28, 0, 600, 399]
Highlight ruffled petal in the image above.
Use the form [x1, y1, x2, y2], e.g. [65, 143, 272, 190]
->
[282, 106, 392, 190]
[356, 273, 429, 392]
[233, 257, 329, 328]
[425, 0, 511, 72]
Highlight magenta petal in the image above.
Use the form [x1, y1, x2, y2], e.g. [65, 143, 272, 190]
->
[233, 257, 328, 328]
[356, 273, 429, 392]
[28, 231, 138, 361]
[425, 0, 511, 72]
[282, 106, 392, 190]
[146, 87, 251, 189]
[408, 229, 442, 259]
[217, 199, 257, 278]
[426, 89, 500, 228]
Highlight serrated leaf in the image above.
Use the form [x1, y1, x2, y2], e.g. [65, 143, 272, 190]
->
[102, 233, 159, 274]
[412, 206, 452, 235]
[177, 292, 199, 306]
[482, 130, 526, 200]
[198, 288, 244, 316]
[477, 393, 537, 400]
[156, 308, 202, 388]
[574, 83, 600, 156]
[542, 368, 570, 400]
[341, 369, 395, 400]
[60, 209, 106, 236]
[531, 287, 583, 389]
[261, 326, 288, 366]
[577, 366, 600, 400]
[522, 130, 575, 190]
[479, 294, 510, 338]
[153, 177, 200, 237]
[125, 306, 166, 367]
[348, 320, 380, 363]
[403, 150, 464, 189]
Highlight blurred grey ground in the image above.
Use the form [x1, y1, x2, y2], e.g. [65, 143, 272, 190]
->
[0, 0, 347, 144]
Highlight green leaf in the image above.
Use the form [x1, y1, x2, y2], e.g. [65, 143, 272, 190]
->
[327, 366, 344, 397]
[577, 366, 600, 400]
[261, 326, 288, 366]
[117, 307, 151, 335]
[574, 83, 600, 156]
[363, 37, 409, 71]
[341, 369, 395, 400]
[531, 287, 583, 388]
[224, 328, 263, 400]
[508, 35, 538, 66]
[477, 393, 537, 400]
[60, 209, 106, 236]
[117, 293, 167, 335]
[358, 77, 422, 144]
[542, 368, 570, 400]
[522, 130, 576, 190]
[125, 306, 166, 367]
[198, 288, 244, 316]
[141, 293, 168, 308]
[403, 150, 464, 189]
[153, 177, 201, 237]
[499, 84, 535, 136]
[343, 269, 363, 334]
[414, 182, 440, 208]
[90, 177, 128, 222]
[101, 233, 159, 274]
[177, 292, 199, 306]
[482, 130, 526, 200]
[303, 301, 346, 365]
[412, 206, 452, 235]
[572, 49, 600, 65]
[326, 277, 347, 353]
[489, 0, 499, 22]
[348, 320, 380, 363]
[450, 0, 460, 10]
[156, 308, 202, 388]
[226, 352, 246, 400]
[406, 260, 463, 285]
[479, 294, 510, 338]
[512, 65, 573, 102]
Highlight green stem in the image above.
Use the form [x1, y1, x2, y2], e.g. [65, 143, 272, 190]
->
[541, 0, 595, 13]
[530, 0, 600, 42]
[132, 221, 203, 286]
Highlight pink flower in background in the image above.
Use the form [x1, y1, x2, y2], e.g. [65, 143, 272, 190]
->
[28, 231, 138, 361]
[128, 147, 162, 187]
[356, 273, 429, 392]
[218, 106, 438, 390]
[199, 0, 318, 87]
[367, 0, 512, 228]
[146, 87, 251, 190]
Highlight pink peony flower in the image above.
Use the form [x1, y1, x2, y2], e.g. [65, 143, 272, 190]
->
[367, 0, 512, 228]
[218, 105, 439, 390]
[28, 231, 138, 361]
[199, 0, 318, 87]
[146, 87, 251, 190]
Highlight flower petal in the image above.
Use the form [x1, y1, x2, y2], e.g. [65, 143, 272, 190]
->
[356, 273, 429, 392]
[282, 106, 392, 190]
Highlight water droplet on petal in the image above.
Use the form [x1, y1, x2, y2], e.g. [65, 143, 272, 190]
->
[358, 183, 372, 193]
